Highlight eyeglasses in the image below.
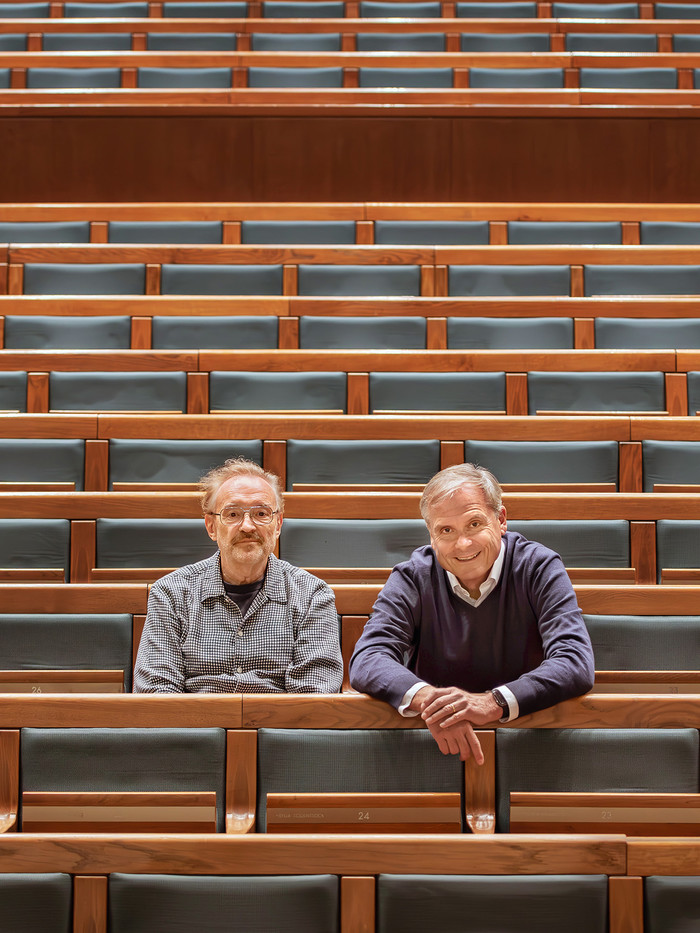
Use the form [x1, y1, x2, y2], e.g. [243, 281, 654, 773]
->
[211, 505, 279, 526]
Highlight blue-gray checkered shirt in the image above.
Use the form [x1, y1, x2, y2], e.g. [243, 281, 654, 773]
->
[134, 553, 343, 694]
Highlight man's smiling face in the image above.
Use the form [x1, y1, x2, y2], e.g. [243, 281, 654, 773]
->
[427, 484, 507, 598]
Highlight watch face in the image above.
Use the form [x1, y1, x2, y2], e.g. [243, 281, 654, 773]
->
[492, 689, 507, 709]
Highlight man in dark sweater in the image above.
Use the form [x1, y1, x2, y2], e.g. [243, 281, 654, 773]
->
[349, 463, 595, 763]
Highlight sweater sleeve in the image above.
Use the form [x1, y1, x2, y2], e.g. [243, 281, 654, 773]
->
[348, 561, 426, 709]
[503, 547, 595, 717]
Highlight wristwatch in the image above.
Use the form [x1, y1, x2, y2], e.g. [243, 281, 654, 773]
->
[491, 688, 509, 720]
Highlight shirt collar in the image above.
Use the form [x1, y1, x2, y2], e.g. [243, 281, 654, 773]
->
[446, 538, 506, 607]
[201, 551, 288, 605]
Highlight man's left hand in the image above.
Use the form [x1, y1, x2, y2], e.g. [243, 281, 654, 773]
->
[420, 687, 503, 728]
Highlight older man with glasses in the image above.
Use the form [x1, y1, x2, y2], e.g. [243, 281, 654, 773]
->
[134, 457, 343, 694]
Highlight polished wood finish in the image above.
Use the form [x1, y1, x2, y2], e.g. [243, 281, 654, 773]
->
[0, 731, 18, 833]
[73, 876, 108, 933]
[0, 670, 123, 694]
[266, 792, 461, 833]
[341, 876, 375, 933]
[465, 729, 496, 835]
[226, 729, 257, 834]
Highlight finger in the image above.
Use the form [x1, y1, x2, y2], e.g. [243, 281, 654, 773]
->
[464, 724, 484, 766]
[420, 693, 453, 718]
[422, 705, 455, 726]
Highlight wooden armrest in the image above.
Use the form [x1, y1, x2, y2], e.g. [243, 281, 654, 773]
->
[112, 482, 199, 492]
[565, 568, 636, 584]
[0, 731, 19, 834]
[653, 485, 700, 493]
[266, 792, 461, 834]
[510, 792, 700, 836]
[304, 568, 392, 584]
[660, 569, 700, 585]
[21, 791, 217, 833]
[0, 482, 76, 492]
[90, 568, 177, 583]
[0, 670, 123, 694]
[593, 671, 700, 694]
[465, 730, 495, 836]
[0, 570, 65, 582]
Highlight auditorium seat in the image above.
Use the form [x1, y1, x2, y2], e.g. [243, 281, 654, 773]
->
[138, 67, 233, 88]
[209, 371, 347, 411]
[0, 220, 90, 242]
[297, 264, 421, 296]
[368, 372, 506, 412]
[96, 518, 216, 571]
[109, 873, 339, 933]
[285, 438, 440, 489]
[645, 877, 700, 933]
[162, 0, 247, 12]
[63, 1, 148, 14]
[49, 372, 187, 412]
[247, 67, 344, 88]
[279, 518, 427, 570]
[448, 265, 570, 296]
[0, 372, 27, 411]
[674, 34, 700, 49]
[456, 1, 537, 15]
[151, 315, 278, 348]
[565, 33, 657, 50]
[0, 3, 49, 15]
[580, 68, 677, 88]
[460, 33, 551, 49]
[255, 728, 462, 830]
[656, 521, 700, 582]
[642, 440, 700, 491]
[109, 220, 223, 243]
[376, 875, 608, 933]
[261, 0, 345, 15]
[373, 220, 489, 244]
[27, 68, 122, 89]
[0, 34, 26, 48]
[507, 519, 630, 570]
[43, 33, 133, 49]
[160, 264, 283, 295]
[108, 438, 262, 488]
[241, 220, 356, 244]
[584, 614, 700, 671]
[447, 317, 573, 348]
[298, 316, 427, 348]
[3, 315, 131, 349]
[527, 371, 665, 413]
[146, 33, 238, 49]
[552, 1, 639, 15]
[688, 372, 700, 414]
[250, 32, 342, 48]
[640, 222, 700, 244]
[0, 612, 134, 691]
[586, 266, 700, 296]
[495, 728, 699, 830]
[0, 438, 85, 488]
[594, 318, 700, 349]
[462, 440, 619, 487]
[0, 519, 70, 581]
[656, 1, 700, 15]
[23, 263, 145, 295]
[468, 68, 564, 88]
[0, 874, 72, 933]
[357, 31, 446, 49]
[360, 0, 442, 14]
[359, 68, 454, 87]
[20, 727, 227, 831]
[508, 221, 622, 244]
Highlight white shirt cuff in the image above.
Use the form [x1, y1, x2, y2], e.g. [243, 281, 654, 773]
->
[497, 685, 519, 722]
[398, 681, 429, 717]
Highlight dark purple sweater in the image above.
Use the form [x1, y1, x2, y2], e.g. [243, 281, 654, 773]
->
[349, 532, 594, 717]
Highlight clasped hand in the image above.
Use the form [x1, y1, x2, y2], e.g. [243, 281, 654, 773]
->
[410, 686, 503, 764]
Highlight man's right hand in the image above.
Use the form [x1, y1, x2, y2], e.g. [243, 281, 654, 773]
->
[410, 685, 484, 763]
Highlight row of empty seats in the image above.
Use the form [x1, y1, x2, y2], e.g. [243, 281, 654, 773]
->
[10, 63, 700, 87]
[3, 313, 700, 349]
[1, 367, 698, 415]
[7, 0, 700, 18]
[0, 437, 697, 492]
[1, 724, 699, 832]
